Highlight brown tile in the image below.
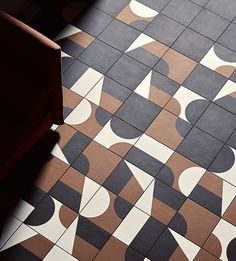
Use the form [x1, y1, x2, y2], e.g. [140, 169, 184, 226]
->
[68, 31, 95, 48]
[59, 204, 78, 228]
[170, 246, 188, 261]
[195, 249, 220, 261]
[63, 87, 83, 110]
[223, 197, 236, 226]
[109, 142, 133, 158]
[57, 124, 77, 148]
[203, 234, 222, 259]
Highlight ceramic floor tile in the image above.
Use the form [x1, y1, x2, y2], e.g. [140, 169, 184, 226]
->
[93, 0, 130, 17]
[135, 179, 186, 225]
[98, 19, 140, 52]
[44, 246, 78, 261]
[157, 152, 206, 197]
[103, 159, 154, 205]
[172, 28, 214, 62]
[94, 116, 142, 157]
[169, 198, 220, 246]
[64, 98, 112, 139]
[116, 0, 159, 31]
[72, 140, 122, 185]
[134, 70, 180, 108]
[177, 127, 224, 168]
[206, 0, 236, 21]
[106, 54, 151, 91]
[190, 0, 210, 6]
[227, 128, 236, 149]
[136, 0, 171, 11]
[61, 52, 75, 72]
[146, 109, 191, 150]
[203, 218, 236, 260]
[80, 187, 132, 234]
[147, 228, 200, 260]
[94, 236, 144, 261]
[78, 39, 122, 74]
[54, 24, 95, 58]
[86, 76, 132, 114]
[116, 92, 161, 131]
[161, 0, 202, 26]
[72, 7, 113, 37]
[189, 9, 230, 41]
[183, 64, 227, 100]
[200, 43, 236, 78]
[144, 13, 186, 47]
[154, 48, 198, 84]
[194, 249, 220, 261]
[164, 86, 210, 125]
[230, 69, 236, 83]
[196, 103, 236, 142]
[223, 196, 236, 226]
[218, 22, 236, 53]
[57, 216, 111, 261]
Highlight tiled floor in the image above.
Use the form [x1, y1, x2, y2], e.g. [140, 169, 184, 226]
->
[1, 0, 236, 260]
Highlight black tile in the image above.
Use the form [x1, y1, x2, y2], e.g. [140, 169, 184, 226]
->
[98, 19, 140, 52]
[93, 0, 130, 16]
[206, 0, 236, 21]
[144, 14, 186, 46]
[72, 7, 113, 37]
[218, 23, 236, 53]
[172, 28, 214, 62]
[189, 9, 229, 41]
[183, 64, 227, 100]
[116, 92, 161, 131]
[177, 127, 224, 168]
[161, 0, 202, 26]
[78, 39, 122, 74]
[106, 54, 150, 90]
[61, 55, 75, 72]
[196, 103, 236, 142]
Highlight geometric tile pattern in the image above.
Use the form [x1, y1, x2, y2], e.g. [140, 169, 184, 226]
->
[2, 0, 236, 260]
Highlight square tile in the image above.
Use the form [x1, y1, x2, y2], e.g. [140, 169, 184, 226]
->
[106, 54, 150, 90]
[189, 0, 210, 6]
[125, 33, 169, 68]
[230, 69, 236, 83]
[134, 70, 180, 108]
[223, 197, 236, 226]
[148, 228, 201, 260]
[72, 7, 113, 37]
[218, 23, 236, 53]
[94, 116, 142, 157]
[157, 152, 206, 197]
[203, 219, 236, 260]
[44, 246, 78, 261]
[64, 98, 112, 139]
[189, 171, 236, 216]
[154, 48, 198, 84]
[86, 76, 132, 114]
[72, 140, 122, 185]
[206, 0, 236, 21]
[78, 39, 122, 74]
[227, 129, 236, 150]
[177, 127, 224, 168]
[189, 9, 230, 41]
[172, 28, 214, 62]
[146, 109, 191, 150]
[144, 13, 186, 47]
[183, 64, 227, 100]
[194, 249, 219, 261]
[136, 179, 186, 225]
[169, 199, 220, 246]
[196, 103, 236, 142]
[136, 0, 171, 11]
[93, 0, 130, 16]
[200, 43, 236, 78]
[164, 86, 210, 125]
[162, 0, 202, 26]
[116, 0, 159, 31]
[103, 160, 154, 205]
[98, 19, 140, 52]
[116, 92, 161, 131]
[61, 52, 75, 72]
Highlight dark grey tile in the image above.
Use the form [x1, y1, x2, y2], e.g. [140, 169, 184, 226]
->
[116, 92, 161, 131]
[227, 129, 236, 149]
[189, 0, 210, 6]
[189, 9, 230, 41]
[183, 64, 227, 100]
[196, 103, 236, 142]
[144, 14, 186, 46]
[172, 28, 214, 62]
[230, 70, 236, 83]
[161, 0, 202, 26]
[93, 0, 130, 16]
[206, 0, 236, 21]
[136, 0, 171, 11]
[78, 39, 122, 74]
[218, 23, 236, 53]
[177, 127, 224, 168]
[98, 19, 140, 52]
[72, 7, 113, 37]
[106, 54, 150, 90]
